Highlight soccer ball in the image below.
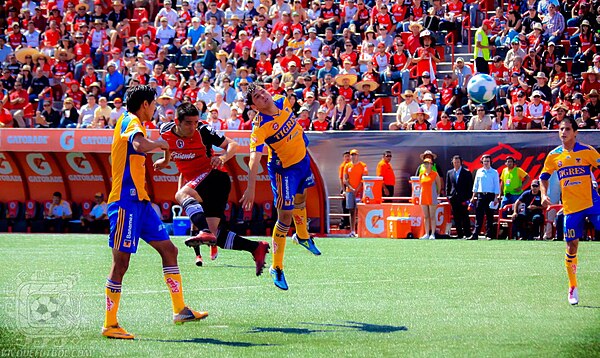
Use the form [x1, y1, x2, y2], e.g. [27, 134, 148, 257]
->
[467, 74, 497, 103]
[30, 296, 61, 323]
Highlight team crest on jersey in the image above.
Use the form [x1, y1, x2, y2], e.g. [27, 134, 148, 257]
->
[557, 161, 563, 168]
[176, 139, 185, 148]
[272, 123, 279, 130]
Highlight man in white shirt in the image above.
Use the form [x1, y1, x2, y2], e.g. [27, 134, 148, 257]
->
[43, 191, 72, 233]
[213, 92, 231, 120]
[154, 0, 178, 27]
[23, 22, 41, 48]
[156, 17, 176, 47]
[81, 192, 109, 233]
[469, 154, 500, 240]
[196, 76, 217, 104]
[109, 97, 125, 127]
[390, 90, 420, 130]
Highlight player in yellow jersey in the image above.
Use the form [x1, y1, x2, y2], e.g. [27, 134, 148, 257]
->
[241, 83, 321, 290]
[540, 117, 600, 305]
[102, 85, 208, 340]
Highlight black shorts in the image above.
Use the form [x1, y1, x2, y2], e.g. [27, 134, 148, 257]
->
[190, 170, 231, 218]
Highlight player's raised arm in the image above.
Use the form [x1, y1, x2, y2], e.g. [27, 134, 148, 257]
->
[240, 150, 262, 211]
[132, 133, 169, 153]
[212, 137, 238, 169]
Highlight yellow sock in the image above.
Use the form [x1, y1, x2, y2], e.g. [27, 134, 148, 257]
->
[163, 266, 186, 314]
[565, 251, 578, 288]
[292, 207, 310, 239]
[104, 279, 121, 328]
[272, 221, 289, 270]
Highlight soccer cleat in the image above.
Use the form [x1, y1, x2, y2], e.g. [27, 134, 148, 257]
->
[347, 232, 357, 238]
[252, 241, 270, 276]
[195, 254, 203, 267]
[269, 266, 288, 290]
[185, 230, 217, 247]
[420, 234, 429, 240]
[429, 234, 436, 240]
[292, 233, 321, 255]
[210, 245, 218, 261]
[568, 286, 579, 305]
[173, 306, 209, 324]
[101, 325, 134, 340]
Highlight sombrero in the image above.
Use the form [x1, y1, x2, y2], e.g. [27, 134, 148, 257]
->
[236, 66, 249, 75]
[354, 79, 379, 91]
[216, 50, 228, 58]
[76, 2, 89, 11]
[581, 67, 597, 80]
[411, 108, 430, 120]
[335, 74, 357, 86]
[15, 48, 39, 63]
[33, 52, 50, 62]
[419, 150, 437, 160]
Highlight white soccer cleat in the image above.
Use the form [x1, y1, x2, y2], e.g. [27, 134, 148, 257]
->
[568, 286, 579, 305]
[429, 234, 436, 240]
[420, 234, 429, 240]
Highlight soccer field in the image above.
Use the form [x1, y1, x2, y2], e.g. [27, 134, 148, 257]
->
[0, 235, 599, 357]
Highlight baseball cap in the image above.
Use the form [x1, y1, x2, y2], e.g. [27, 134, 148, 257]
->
[114, 98, 122, 103]
[350, 149, 359, 155]
[531, 179, 540, 186]
[456, 57, 464, 63]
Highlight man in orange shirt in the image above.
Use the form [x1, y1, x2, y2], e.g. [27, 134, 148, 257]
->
[338, 151, 351, 229]
[376, 150, 396, 197]
[344, 149, 368, 238]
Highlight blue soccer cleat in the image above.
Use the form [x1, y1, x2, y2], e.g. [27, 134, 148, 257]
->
[292, 233, 322, 256]
[269, 266, 288, 291]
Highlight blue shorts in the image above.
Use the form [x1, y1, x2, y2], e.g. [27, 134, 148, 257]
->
[268, 155, 315, 210]
[564, 201, 600, 242]
[108, 201, 169, 253]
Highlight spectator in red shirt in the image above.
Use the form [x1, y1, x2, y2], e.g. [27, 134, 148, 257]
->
[509, 104, 531, 129]
[0, 101, 13, 128]
[440, 74, 458, 114]
[410, 108, 431, 130]
[310, 107, 331, 131]
[412, 30, 440, 80]
[8, 82, 29, 127]
[136, 18, 157, 43]
[435, 112, 452, 130]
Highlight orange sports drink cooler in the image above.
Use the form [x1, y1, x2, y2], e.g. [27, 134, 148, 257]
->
[410, 176, 421, 205]
[362, 176, 383, 204]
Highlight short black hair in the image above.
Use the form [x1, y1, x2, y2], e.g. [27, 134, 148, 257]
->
[53, 191, 62, 198]
[343, 151, 350, 155]
[246, 83, 258, 106]
[383, 150, 392, 156]
[560, 117, 579, 132]
[126, 85, 156, 113]
[176, 102, 199, 122]
[452, 155, 462, 163]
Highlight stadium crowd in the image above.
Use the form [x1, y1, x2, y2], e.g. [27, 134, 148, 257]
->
[0, 0, 599, 130]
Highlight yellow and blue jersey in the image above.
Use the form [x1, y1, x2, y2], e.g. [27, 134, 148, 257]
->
[108, 111, 151, 204]
[540, 142, 600, 215]
[250, 95, 309, 168]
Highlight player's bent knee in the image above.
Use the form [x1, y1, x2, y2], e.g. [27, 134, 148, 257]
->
[277, 209, 293, 225]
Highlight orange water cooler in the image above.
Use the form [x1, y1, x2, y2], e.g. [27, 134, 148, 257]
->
[362, 176, 384, 204]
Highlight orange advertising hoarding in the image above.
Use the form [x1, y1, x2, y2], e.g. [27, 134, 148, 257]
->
[357, 203, 452, 238]
[0, 129, 326, 232]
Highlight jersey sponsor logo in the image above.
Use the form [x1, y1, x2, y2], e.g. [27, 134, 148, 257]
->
[130, 188, 137, 197]
[171, 152, 196, 160]
[66, 153, 93, 174]
[557, 166, 589, 180]
[176, 139, 184, 148]
[563, 179, 582, 187]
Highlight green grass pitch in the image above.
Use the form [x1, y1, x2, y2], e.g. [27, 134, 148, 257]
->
[0, 234, 599, 357]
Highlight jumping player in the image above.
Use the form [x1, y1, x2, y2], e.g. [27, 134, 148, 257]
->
[540, 117, 600, 305]
[155, 102, 270, 275]
[102, 86, 207, 340]
[241, 83, 321, 291]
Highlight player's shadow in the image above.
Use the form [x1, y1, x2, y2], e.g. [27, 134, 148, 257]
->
[248, 322, 408, 335]
[248, 327, 328, 335]
[305, 321, 409, 333]
[575, 305, 600, 309]
[148, 337, 273, 347]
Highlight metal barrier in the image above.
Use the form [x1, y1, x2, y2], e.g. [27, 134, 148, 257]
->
[445, 31, 455, 65]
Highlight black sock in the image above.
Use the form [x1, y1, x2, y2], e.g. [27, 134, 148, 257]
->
[181, 198, 209, 232]
[216, 229, 259, 252]
[193, 246, 201, 256]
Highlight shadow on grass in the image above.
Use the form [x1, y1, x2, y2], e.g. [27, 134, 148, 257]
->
[248, 322, 408, 335]
[147, 337, 273, 347]
[575, 305, 600, 309]
[248, 327, 329, 334]
[306, 321, 409, 333]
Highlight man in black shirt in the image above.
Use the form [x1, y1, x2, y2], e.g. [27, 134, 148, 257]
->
[36, 101, 61, 128]
[29, 67, 50, 107]
[512, 179, 544, 240]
